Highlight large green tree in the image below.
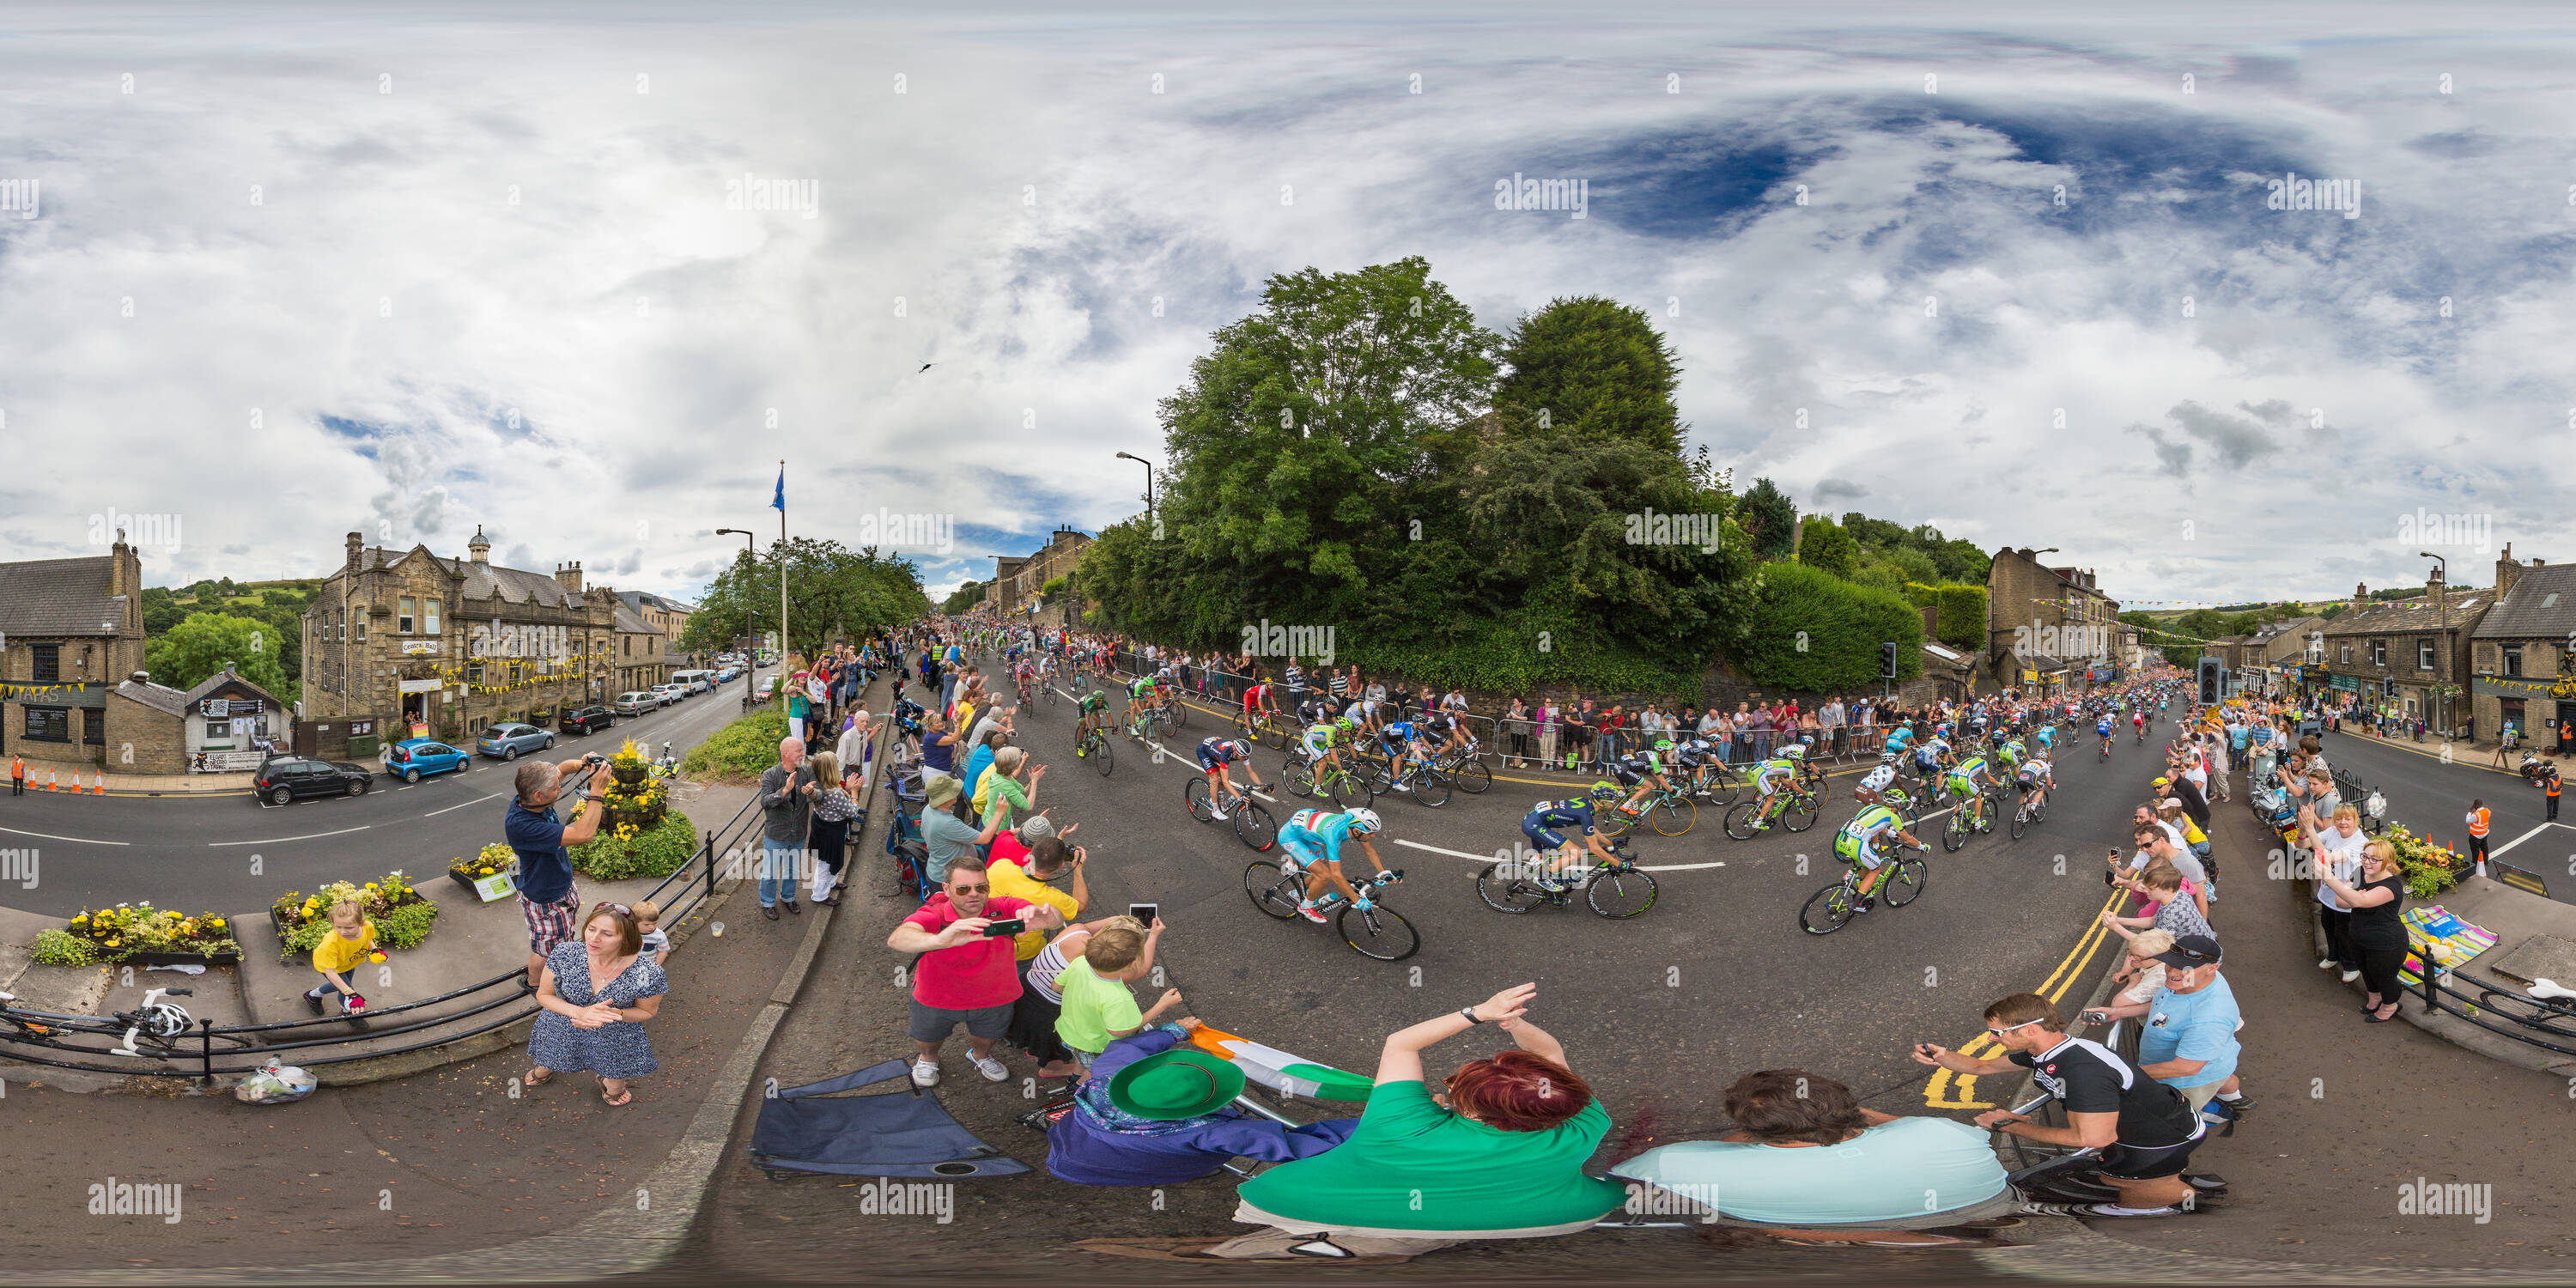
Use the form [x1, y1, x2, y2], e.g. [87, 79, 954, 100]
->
[146, 611, 293, 696]
[1492, 295, 1684, 453]
[1739, 477, 1799, 560]
[940, 580, 985, 615]
[682, 538, 927, 661]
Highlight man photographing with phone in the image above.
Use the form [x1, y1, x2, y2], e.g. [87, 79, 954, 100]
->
[890, 862, 1066, 1088]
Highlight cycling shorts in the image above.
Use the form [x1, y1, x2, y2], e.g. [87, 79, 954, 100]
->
[1753, 765, 1792, 793]
[1833, 826, 1891, 869]
[1522, 819, 1569, 851]
[1611, 762, 1649, 787]
[1302, 728, 1334, 758]
[1946, 771, 1980, 796]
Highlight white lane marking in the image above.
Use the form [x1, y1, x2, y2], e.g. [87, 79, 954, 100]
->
[2488, 821, 2571, 859]
[208, 824, 372, 848]
[424, 791, 507, 818]
[0, 824, 130, 846]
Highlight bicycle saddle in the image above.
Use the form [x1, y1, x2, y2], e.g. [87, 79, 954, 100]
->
[2530, 978, 2576, 1001]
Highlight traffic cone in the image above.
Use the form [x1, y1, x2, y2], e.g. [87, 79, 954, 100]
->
[92, 774, 104, 795]
[45, 770, 57, 791]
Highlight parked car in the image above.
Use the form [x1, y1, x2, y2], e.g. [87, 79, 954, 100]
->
[614, 691, 658, 717]
[253, 756, 374, 805]
[383, 738, 471, 784]
[476, 721, 556, 761]
[756, 676, 777, 698]
[653, 683, 688, 705]
[562, 705, 616, 735]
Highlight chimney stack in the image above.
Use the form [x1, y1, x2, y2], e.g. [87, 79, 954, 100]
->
[347, 531, 364, 573]
[2495, 543, 2527, 600]
[555, 561, 584, 593]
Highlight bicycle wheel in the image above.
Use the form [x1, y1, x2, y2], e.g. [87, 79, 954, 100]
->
[1722, 800, 1763, 841]
[1475, 863, 1550, 914]
[1233, 799, 1279, 851]
[1973, 791, 1999, 835]
[1799, 882, 1857, 934]
[1649, 796, 1695, 836]
[1321, 769, 1367, 810]
[1587, 866, 1658, 919]
[1884, 856, 1927, 907]
[1183, 776, 1214, 823]
[1286, 760, 1317, 798]
[1780, 791, 1818, 833]
[1261, 718, 1291, 751]
[2009, 797, 2029, 841]
[1089, 734, 1115, 776]
[1941, 806, 1967, 852]
[1154, 704, 1179, 738]
[1412, 768, 1452, 808]
[1448, 758, 1491, 793]
[1168, 699, 1190, 731]
[1244, 861, 1303, 919]
[1340, 902, 1420, 962]
[1045, 683, 1057, 707]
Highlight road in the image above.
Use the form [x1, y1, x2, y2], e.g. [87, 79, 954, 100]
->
[2305, 727, 2576, 903]
[0, 671, 773, 916]
[901, 668, 2184, 1118]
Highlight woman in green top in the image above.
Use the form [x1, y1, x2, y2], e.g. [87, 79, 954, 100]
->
[1208, 983, 1625, 1260]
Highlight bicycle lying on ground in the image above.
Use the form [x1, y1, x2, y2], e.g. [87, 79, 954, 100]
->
[1242, 864, 1418, 961]
[0, 987, 260, 1059]
[1475, 854, 1658, 919]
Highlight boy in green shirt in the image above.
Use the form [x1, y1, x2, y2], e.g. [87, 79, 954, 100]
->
[1054, 924, 1182, 1067]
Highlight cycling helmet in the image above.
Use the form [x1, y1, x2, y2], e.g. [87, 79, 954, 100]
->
[1343, 806, 1382, 835]
[1656, 738, 1675, 751]
[1588, 781, 1621, 803]
[1782, 744, 1807, 761]
[1879, 750, 1898, 763]
[1337, 716, 1358, 731]
[1225, 738, 1251, 757]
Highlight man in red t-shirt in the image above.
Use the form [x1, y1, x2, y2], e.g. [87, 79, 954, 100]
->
[888, 862, 1064, 1087]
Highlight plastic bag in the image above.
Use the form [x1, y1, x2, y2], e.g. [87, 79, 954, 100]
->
[234, 1059, 318, 1106]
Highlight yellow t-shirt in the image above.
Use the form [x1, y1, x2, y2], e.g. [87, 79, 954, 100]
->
[312, 921, 378, 976]
[984, 859, 1078, 961]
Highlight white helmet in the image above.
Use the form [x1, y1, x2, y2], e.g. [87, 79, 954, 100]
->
[1344, 806, 1383, 835]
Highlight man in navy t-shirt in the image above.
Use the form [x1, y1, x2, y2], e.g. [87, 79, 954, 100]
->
[505, 755, 611, 987]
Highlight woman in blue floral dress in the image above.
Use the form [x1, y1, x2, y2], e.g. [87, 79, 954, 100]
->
[526, 903, 668, 1106]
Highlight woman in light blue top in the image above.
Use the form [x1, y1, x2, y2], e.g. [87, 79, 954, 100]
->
[1612, 1069, 2010, 1246]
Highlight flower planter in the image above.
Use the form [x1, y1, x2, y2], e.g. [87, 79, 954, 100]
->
[447, 862, 516, 894]
[125, 948, 242, 969]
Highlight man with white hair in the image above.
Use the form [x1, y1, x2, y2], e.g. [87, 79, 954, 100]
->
[758, 736, 817, 921]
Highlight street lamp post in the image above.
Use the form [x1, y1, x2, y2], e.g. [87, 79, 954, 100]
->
[2421, 551, 2449, 736]
[1115, 451, 1157, 523]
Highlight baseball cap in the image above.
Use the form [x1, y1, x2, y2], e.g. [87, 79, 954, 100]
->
[2152, 934, 2222, 969]
[2151, 775, 2171, 787]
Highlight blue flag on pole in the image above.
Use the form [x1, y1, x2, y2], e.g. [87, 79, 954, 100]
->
[771, 464, 786, 512]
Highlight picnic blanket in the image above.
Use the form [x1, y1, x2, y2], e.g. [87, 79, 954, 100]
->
[2398, 904, 2498, 986]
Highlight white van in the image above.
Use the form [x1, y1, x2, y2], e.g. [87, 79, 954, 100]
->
[672, 669, 717, 694]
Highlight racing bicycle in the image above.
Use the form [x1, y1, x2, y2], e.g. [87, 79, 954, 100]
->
[1941, 781, 2002, 851]
[1600, 782, 1698, 839]
[2008, 780, 2052, 840]
[1183, 777, 1279, 850]
[1474, 854, 1658, 919]
[1426, 740, 1492, 793]
[1722, 782, 1820, 839]
[1243, 864, 1418, 961]
[1799, 845, 1928, 934]
[1285, 747, 1377, 809]
[0, 987, 259, 1059]
[1365, 754, 1453, 808]
[1076, 722, 1115, 776]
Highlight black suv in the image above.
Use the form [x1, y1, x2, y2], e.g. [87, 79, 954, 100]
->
[562, 705, 616, 735]
[253, 756, 375, 805]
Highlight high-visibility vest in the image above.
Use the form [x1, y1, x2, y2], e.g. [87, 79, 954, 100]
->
[2469, 806, 2490, 837]
[7, 757, 20, 780]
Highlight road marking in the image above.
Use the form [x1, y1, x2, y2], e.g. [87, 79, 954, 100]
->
[0, 824, 130, 846]
[2488, 820, 2576, 859]
[1923, 887, 2123, 1109]
[209, 824, 372, 848]
[423, 791, 507, 818]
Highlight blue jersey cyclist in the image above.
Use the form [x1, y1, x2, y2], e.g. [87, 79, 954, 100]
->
[1520, 783, 1631, 890]
[1194, 736, 1264, 820]
[1881, 724, 1917, 757]
[1377, 717, 1427, 792]
[1278, 806, 1388, 922]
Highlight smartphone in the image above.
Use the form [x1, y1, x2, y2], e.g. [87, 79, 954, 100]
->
[981, 918, 1025, 938]
[1127, 902, 1158, 925]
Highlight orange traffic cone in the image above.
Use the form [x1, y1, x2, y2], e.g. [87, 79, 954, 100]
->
[92, 773, 104, 795]
[45, 770, 58, 791]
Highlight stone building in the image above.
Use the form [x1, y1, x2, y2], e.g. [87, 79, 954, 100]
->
[617, 591, 700, 668]
[1984, 546, 2122, 697]
[611, 600, 669, 696]
[980, 526, 1094, 628]
[0, 538, 149, 773]
[2470, 545, 2576, 748]
[106, 665, 292, 775]
[2318, 579, 2493, 736]
[301, 529, 623, 756]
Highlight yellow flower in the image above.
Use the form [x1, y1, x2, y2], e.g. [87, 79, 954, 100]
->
[70, 914, 87, 924]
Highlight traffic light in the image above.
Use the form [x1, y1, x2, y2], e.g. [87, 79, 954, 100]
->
[1880, 641, 1899, 679]
[2198, 656, 2221, 704]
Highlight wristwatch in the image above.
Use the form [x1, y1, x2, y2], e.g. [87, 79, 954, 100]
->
[1459, 1006, 1485, 1025]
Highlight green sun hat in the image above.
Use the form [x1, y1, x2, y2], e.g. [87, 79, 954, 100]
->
[1109, 1048, 1247, 1120]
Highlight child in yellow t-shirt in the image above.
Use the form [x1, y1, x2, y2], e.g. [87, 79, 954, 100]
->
[305, 900, 378, 1016]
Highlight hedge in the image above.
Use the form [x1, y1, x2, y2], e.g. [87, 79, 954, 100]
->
[571, 808, 698, 882]
[1931, 584, 1986, 650]
[683, 706, 792, 781]
[1737, 562, 1925, 691]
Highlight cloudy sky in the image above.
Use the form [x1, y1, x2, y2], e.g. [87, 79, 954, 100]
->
[2, 1, 2570, 607]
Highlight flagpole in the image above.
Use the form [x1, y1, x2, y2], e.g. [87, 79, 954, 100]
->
[778, 459, 789, 716]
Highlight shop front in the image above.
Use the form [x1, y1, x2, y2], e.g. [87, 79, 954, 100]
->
[2474, 673, 2576, 748]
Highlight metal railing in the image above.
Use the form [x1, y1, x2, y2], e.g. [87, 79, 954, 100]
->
[0, 760, 793, 1083]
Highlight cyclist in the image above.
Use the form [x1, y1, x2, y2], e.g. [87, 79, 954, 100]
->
[2095, 712, 2116, 756]
[1673, 737, 1719, 795]
[1882, 721, 1917, 758]
[1994, 735, 2026, 776]
[1242, 672, 1280, 733]
[1196, 735, 1265, 820]
[2131, 706, 2148, 740]
[1521, 784, 1631, 891]
[1946, 747, 1996, 822]
[1298, 714, 1353, 784]
[2032, 720, 2056, 755]
[1835, 787, 1927, 913]
[1610, 744, 1674, 818]
[1744, 742, 1807, 831]
[1124, 671, 1161, 738]
[1912, 726, 1952, 784]
[1419, 707, 1473, 766]
[1278, 806, 1389, 922]
[2015, 745, 2057, 813]
[1073, 688, 1111, 754]
[1377, 714, 1430, 792]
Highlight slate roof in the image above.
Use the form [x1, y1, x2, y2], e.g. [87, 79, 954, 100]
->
[0, 556, 125, 636]
[182, 665, 288, 710]
[346, 547, 586, 611]
[612, 603, 656, 634]
[617, 590, 698, 615]
[2473, 564, 2576, 641]
[113, 677, 188, 716]
[2322, 591, 2494, 635]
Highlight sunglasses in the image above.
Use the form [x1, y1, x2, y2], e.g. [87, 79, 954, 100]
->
[592, 902, 631, 918]
[1984, 1017, 2049, 1038]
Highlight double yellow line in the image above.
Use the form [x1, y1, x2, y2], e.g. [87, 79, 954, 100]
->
[1920, 884, 2127, 1109]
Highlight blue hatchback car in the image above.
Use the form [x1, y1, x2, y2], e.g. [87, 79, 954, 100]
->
[384, 738, 471, 784]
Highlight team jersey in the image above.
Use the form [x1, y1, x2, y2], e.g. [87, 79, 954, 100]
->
[1861, 763, 1897, 793]
[1950, 756, 1991, 783]
[2020, 756, 2052, 782]
[1835, 805, 1901, 862]
[1753, 756, 1797, 787]
[1197, 737, 1244, 766]
[1381, 720, 1419, 744]
[1129, 677, 1158, 698]
[1078, 690, 1108, 714]
[2033, 725, 2055, 748]
[1282, 809, 1364, 864]
[1524, 799, 1597, 833]
[2096, 718, 2114, 736]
